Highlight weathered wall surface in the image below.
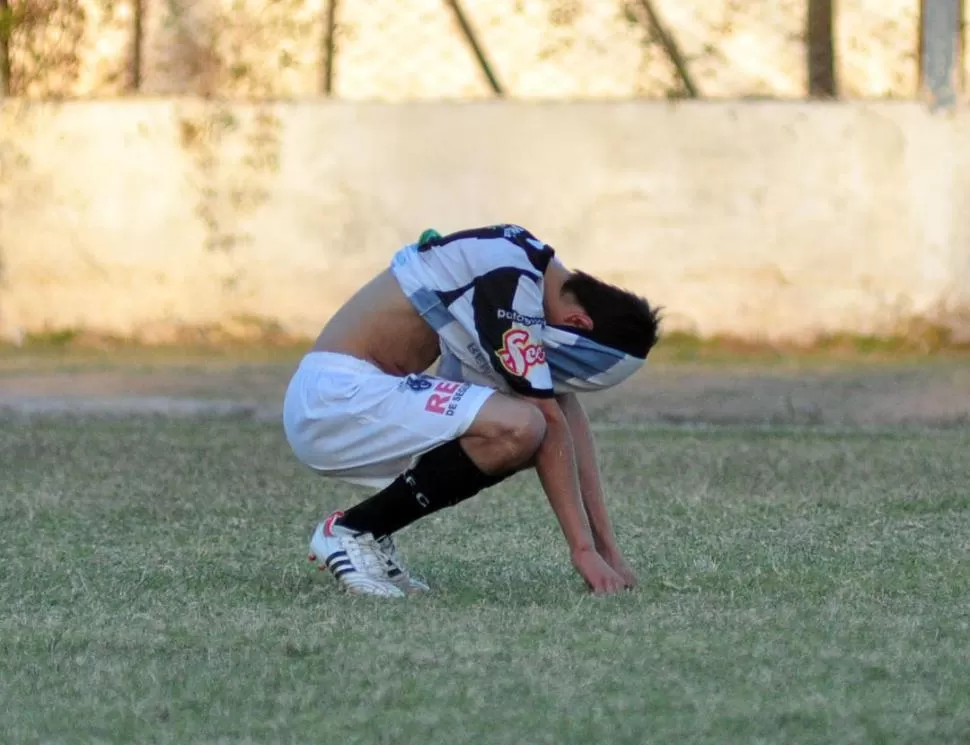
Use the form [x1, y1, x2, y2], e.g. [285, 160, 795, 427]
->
[1, 100, 968, 343]
[5, 0, 965, 101]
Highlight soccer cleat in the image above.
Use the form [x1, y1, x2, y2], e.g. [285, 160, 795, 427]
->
[378, 534, 431, 593]
[308, 512, 405, 598]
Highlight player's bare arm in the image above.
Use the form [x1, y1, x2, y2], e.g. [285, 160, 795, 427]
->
[529, 395, 627, 595]
[557, 392, 636, 588]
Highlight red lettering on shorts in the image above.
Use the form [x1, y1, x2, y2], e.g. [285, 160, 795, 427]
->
[425, 394, 451, 414]
[497, 328, 546, 378]
[424, 381, 471, 415]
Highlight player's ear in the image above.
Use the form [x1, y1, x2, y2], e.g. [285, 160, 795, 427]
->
[561, 310, 593, 331]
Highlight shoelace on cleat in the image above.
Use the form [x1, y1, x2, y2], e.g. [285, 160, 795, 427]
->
[377, 536, 408, 574]
[342, 532, 392, 578]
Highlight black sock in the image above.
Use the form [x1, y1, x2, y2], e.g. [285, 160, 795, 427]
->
[337, 439, 510, 537]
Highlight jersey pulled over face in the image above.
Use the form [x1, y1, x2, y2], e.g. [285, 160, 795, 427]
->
[390, 224, 647, 398]
[390, 224, 557, 399]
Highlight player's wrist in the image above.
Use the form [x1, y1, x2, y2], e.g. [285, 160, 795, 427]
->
[593, 536, 619, 557]
[569, 543, 598, 559]
[563, 521, 596, 556]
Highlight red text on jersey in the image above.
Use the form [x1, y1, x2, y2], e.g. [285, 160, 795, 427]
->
[497, 328, 546, 378]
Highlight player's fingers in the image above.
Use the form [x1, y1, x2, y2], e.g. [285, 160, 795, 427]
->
[594, 577, 614, 596]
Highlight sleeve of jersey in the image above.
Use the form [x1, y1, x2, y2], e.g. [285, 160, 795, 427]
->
[471, 268, 556, 399]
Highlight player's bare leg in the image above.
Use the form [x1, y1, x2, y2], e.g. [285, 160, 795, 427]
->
[312, 394, 545, 596]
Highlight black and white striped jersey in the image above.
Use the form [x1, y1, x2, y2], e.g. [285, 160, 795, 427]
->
[390, 224, 558, 399]
[391, 224, 647, 397]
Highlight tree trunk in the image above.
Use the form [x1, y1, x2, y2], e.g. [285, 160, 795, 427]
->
[0, 0, 11, 96]
[807, 0, 837, 98]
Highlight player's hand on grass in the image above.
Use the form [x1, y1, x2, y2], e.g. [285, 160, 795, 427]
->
[600, 548, 637, 589]
[571, 548, 626, 595]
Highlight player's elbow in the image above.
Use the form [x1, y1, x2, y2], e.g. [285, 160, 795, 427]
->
[531, 396, 571, 439]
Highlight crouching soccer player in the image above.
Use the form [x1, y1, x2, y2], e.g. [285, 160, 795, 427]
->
[283, 225, 660, 597]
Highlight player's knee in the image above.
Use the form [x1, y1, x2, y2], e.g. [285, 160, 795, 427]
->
[503, 403, 546, 460]
[464, 394, 546, 472]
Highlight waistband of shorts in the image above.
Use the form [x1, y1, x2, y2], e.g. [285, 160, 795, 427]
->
[298, 351, 384, 375]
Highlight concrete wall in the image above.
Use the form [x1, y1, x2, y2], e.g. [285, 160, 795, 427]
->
[1, 100, 969, 344]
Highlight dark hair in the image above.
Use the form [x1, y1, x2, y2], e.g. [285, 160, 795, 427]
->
[561, 271, 662, 359]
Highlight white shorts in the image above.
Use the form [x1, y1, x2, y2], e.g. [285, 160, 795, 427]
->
[282, 352, 496, 489]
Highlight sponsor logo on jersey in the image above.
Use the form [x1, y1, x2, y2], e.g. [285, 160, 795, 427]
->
[497, 328, 546, 378]
[497, 308, 545, 327]
[424, 380, 472, 416]
[403, 374, 434, 392]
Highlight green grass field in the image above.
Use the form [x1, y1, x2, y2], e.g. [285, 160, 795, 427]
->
[3, 415, 970, 744]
